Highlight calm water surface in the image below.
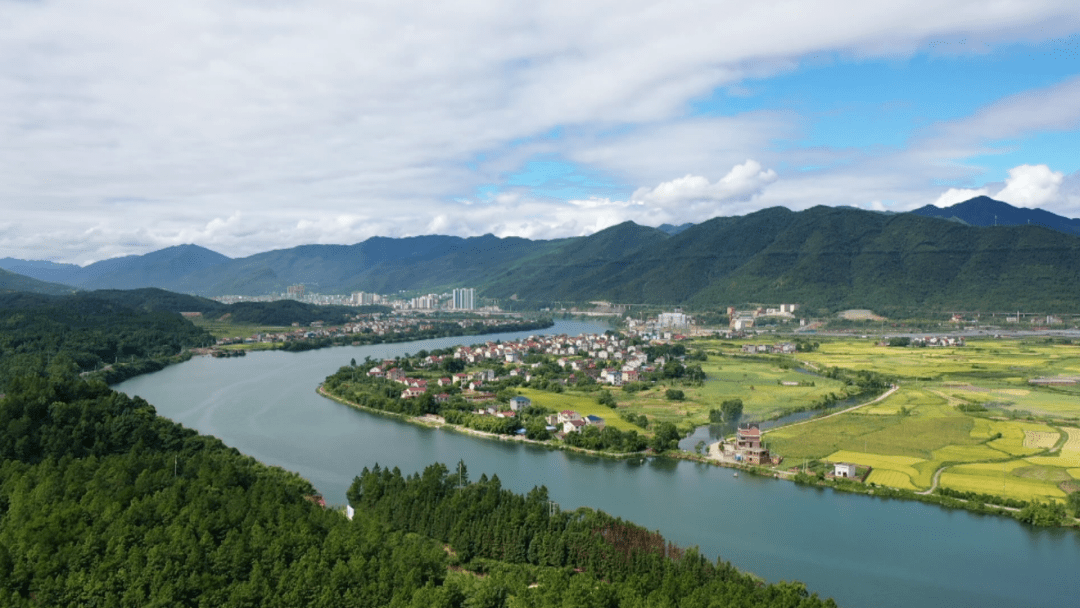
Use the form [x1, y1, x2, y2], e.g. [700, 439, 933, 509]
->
[117, 320, 1080, 608]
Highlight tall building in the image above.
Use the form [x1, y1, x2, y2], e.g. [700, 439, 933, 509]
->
[453, 288, 475, 310]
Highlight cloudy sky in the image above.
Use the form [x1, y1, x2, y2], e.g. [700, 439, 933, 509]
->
[2, 1, 1080, 264]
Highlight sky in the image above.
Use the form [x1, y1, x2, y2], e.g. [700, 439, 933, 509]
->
[2, 1, 1080, 264]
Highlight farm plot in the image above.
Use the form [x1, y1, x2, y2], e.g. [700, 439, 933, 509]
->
[940, 462, 1067, 502]
[866, 469, 918, 490]
[984, 420, 1056, 456]
[695, 357, 847, 419]
[1026, 427, 1080, 467]
[1023, 430, 1059, 449]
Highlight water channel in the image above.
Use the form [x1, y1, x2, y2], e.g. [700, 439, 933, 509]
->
[116, 320, 1080, 608]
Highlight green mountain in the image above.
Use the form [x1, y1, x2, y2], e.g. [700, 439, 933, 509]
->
[7, 205, 1080, 312]
[484, 206, 1080, 314]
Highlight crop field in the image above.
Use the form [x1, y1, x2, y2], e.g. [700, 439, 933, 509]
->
[1026, 427, 1080, 467]
[1024, 430, 1059, 449]
[766, 381, 1076, 498]
[515, 389, 638, 432]
[602, 353, 849, 429]
[866, 469, 918, 490]
[940, 463, 1066, 502]
[676, 336, 1080, 502]
[694, 357, 847, 419]
[192, 318, 291, 340]
[828, 450, 924, 487]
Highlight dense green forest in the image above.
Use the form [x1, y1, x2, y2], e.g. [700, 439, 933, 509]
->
[0, 372, 836, 607]
[0, 293, 214, 392]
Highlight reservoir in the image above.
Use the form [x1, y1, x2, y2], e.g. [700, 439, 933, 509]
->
[116, 320, 1080, 608]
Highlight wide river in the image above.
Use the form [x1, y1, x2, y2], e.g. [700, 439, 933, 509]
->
[116, 320, 1080, 608]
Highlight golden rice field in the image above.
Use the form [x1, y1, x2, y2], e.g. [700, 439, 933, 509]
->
[1026, 427, 1080, 467]
[866, 469, 918, 490]
[940, 463, 1067, 502]
[827, 450, 923, 487]
[684, 336, 1080, 502]
[1023, 430, 1059, 449]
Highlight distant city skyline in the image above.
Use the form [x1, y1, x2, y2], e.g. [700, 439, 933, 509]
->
[2, 1, 1079, 264]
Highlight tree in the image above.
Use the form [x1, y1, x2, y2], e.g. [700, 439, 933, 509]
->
[597, 390, 617, 408]
[664, 388, 684, 401]
[1067, 490, 1080, 517]
[720, 399, 743, 422]
[649, 422, 681, 452]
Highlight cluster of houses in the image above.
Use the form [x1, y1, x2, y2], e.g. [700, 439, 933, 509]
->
[544, 410, 606, 435]
[728, 304, 799, 331]
[214, 314, 536, 347]
[740, 342, 797, 354]
[879, 336, 966, 347]
[398, 332, 667, 388]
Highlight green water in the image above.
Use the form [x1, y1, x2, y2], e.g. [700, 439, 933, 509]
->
[117, 320, 1080, 608]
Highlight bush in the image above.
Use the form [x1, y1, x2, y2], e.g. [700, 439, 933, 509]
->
[665, 388, 685, 401]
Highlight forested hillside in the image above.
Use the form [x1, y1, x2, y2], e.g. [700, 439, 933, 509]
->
[0, 293, 214, 391]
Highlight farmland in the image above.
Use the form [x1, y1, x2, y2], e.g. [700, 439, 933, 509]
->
[601, 353, 850, 429]
[756, 336, 1080, 504]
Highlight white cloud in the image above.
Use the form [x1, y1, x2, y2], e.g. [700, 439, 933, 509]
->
[993, 164, 1064, 207]
[630, 161, 778, 215]
[1, 1, 1080, 262]
[933, 187, 990, 208]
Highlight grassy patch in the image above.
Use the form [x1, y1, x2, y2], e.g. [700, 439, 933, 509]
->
[515, 389, 638, 432]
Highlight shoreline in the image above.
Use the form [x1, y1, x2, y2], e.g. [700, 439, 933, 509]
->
[319, 384, 1080, 528]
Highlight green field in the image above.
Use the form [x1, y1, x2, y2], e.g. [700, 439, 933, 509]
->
[515, 388, 639, 432]
[604, 352, 850, 430]
[754, 336, 1080, 503]
[191, 317, 292, 341]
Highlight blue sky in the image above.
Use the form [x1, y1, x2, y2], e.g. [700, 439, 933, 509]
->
[1, 1, 1079, 263]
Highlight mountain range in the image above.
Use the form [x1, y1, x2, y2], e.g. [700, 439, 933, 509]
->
[4, 197, 1080, 314]
[910, 196, 1080, 237]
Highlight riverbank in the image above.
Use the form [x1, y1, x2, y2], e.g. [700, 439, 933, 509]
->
[316, 384, 652, 461]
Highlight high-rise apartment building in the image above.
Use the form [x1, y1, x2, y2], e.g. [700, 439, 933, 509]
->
[452, 288, 475, 310]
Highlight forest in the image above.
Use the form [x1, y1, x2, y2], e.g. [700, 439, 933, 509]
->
[0, 293, 214, 391]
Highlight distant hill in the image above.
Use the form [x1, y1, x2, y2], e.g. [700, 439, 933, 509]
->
[0, 267, 77, 295]
[0, 244, 232, 291]
[7, 205, 1080, 312]
[910, 196, 1080, 237]
[657, 222, 694, 235]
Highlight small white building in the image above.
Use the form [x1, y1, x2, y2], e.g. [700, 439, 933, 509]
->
[833, 462, 858, 478]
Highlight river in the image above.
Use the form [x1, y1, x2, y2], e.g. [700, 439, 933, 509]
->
[116, 320, 1080, 608]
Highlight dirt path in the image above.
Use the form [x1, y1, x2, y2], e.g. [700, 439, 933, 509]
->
[761, 384, 899, 435]
[918, 465, 949, 495]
